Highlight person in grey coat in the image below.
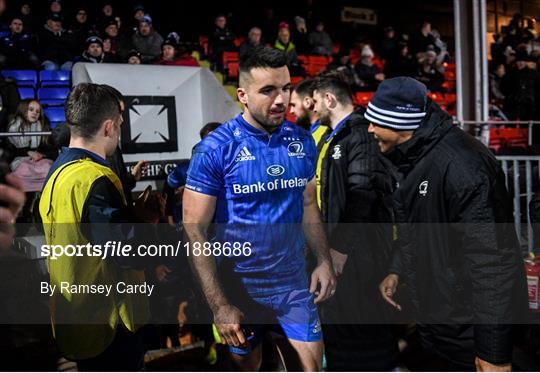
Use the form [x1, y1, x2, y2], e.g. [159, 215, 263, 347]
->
[131, 15, 163, 63]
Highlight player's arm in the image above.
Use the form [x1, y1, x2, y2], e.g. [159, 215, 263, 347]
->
[302, 178, 337, 303]
[182, 189, 246, 347]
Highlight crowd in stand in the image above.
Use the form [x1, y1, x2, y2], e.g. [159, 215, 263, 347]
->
[208, 15, 452, 93]
[488, 14, 540, 121]
[0, 0, 199, 71]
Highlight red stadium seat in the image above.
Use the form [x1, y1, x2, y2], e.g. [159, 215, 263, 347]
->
[227, 61, 239, 79]
[234, 37, 245, 48]
[298, 55, 308, 66]
[306, 55, 331, 77]
[354, 92, 375, 107]
[445, 93, 457, 104]
[199, 35, 209, 56]
[428, 92, 446, 105]
[291, 76, 304, 85]
[444, 69, 456, 81]
[223, 51, 239, 66]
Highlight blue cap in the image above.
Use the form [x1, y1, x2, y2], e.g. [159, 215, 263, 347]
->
[365, 77, 428, 131]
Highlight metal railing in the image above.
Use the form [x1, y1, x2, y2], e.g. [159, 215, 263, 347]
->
[497, 156, 540, 252]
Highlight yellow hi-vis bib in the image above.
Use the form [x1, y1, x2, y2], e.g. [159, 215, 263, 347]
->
[311, 124, 328, 148]
[39, 158, 149, 360]
[315, 139, 332, 209]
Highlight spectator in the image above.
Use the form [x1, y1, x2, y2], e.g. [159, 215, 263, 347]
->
[490, 33, 506, 66]
[69, 6, 93, 56]
[431, 29, 450, 64]
[0, 73, 20, 133]
[0, 16, 40, 69]
[49, 0, 62, 17]
[102, 18, 132, 60]
[415, 50, 445, 92]
[239, 27, 263, 58]
[0, 172, 25, 250]
[410, 21, 437, 56]
[489, 62, 506, 103]
[75, 36, 116, 64]
[308, 21, 333, 56]
[325, 50, 361, 91]
[126, 4, 146, 36]
[208, 14, 235, 72]
[154, 36, 199, 67]
[291, 16, 309, 55]
[384, 42, 417, 78]
[355, 45, 385, 91]
[96, 2, 117, 31]
[132, 15, 163, 63]
[6, 99, 56, 192]
[502, 50, 540, 121]
[38, 13, 74, 71]
[274, 24, 305, 76]
[380, 26, 398, 59]
[102, 36, 119, 63]
[127, 49, 141, 64]
[18, 2, 38, 33]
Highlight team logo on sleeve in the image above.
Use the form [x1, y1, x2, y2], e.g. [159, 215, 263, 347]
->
[235, 146, 256, 162]
[287, 141, 306, 158]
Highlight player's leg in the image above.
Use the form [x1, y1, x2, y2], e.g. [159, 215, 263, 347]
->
[274, 337, 323, 371]
[229, 342, 263, 371]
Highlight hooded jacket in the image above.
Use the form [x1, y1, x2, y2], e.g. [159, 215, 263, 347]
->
[383, 101, 527, 366]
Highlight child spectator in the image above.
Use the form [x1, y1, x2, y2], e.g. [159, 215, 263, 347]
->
[155, 34, 199, 67]
[6, 100, 56, 192]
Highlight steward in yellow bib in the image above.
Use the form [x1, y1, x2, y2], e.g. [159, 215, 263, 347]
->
[311, 76, 397, 371]
[40, 84, 163, 370]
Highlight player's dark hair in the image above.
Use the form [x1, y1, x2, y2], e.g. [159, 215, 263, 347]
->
[313, 73, 353, 106]
[200, 122, 221, 139]
[65, 83, 121, 139]
[239, 48, 288, 79]
[292, 79, 315, 99]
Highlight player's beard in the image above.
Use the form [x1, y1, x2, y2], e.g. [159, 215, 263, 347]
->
[296, 113, 312, 130]
[251, 108, 284, 133]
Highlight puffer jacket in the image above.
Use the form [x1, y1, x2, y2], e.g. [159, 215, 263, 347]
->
[382, 100, 527, 366]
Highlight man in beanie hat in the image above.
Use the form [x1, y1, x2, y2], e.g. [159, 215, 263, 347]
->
[38, 13, 73, 70]
[75, 35, 115, 64]
[371, 77, 527, 371]
[132, 14, 163, 63]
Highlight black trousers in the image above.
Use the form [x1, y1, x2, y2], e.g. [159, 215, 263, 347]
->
[76, 325, 145, 371]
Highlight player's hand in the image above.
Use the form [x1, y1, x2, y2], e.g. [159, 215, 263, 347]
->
[214, 304, 247, 347]
[379, 274, 401, 311]
[131, 160, 148, 181]
[310, 259, 337, 303]
[155, 264, 171, 282]
[330, 248, 347, 276]
[0, 175, 25, 250]
[475, 357, 511, 372]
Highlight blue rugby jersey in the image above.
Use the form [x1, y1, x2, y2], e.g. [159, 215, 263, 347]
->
[186, 114, 317, 295]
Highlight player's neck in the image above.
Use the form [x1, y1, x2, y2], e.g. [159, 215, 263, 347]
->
[309, 113, 319, 125]
[242, 111, 278, 135]
[69, 137, 107, 159]
[329, 106, 354, 130]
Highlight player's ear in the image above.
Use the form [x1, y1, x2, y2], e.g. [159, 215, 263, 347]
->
[303, 96, 314, 110]
[237, 87, 248, 106]
[103, 119, 114, 137]
[325, 92, 337, 109]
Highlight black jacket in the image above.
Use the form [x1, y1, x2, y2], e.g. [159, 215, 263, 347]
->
[318, 110, 398, 369]
[319, 109, 393, 254]
[383, 101, 527, 366]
